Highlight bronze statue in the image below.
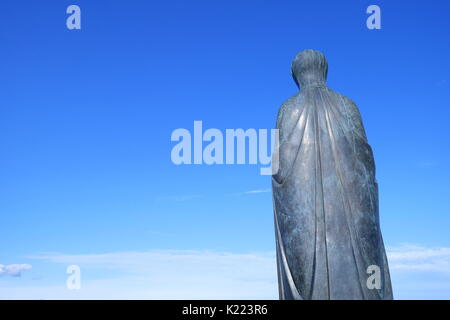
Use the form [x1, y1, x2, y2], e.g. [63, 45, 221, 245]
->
[272, 49, 393, 299]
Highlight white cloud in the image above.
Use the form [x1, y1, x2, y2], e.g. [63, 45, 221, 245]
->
[416, 161, 437, 168]
[243, 189, 271, 194]
[12, 250, 278, 299]
[386, 244, 450, 299]
[0, 264, 32, 277]
[387, 244, 450, 273]
[2, 244, 450, 299]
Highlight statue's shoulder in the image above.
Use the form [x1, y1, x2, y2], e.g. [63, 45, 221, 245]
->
[332, 91, 368, 142]
[276, 93, 302, 129]
[338, 93, 358, 108]
[324, 87, 356, 106]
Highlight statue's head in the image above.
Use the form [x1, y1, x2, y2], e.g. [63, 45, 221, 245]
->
[291, 49, 328, 88]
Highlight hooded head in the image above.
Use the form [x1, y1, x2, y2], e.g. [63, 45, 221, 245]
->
[291, 49, 328, 88]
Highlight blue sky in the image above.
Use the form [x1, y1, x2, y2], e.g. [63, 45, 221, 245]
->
[0, 0, 449, 299]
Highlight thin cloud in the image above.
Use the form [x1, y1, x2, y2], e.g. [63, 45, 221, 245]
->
[22, 250, 277, 299]
[385, 244, 450, 299]
[0, 264, 32, 277]
[243, 189, 271, 194]
[4, 244, 450, 299]
[387, 244, 450, 274]
[416, 161, 437, 168]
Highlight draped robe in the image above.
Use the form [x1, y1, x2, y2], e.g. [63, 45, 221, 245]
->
[272, 50, 393, 300]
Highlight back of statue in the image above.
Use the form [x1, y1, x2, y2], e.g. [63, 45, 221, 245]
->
[272, 49, 393, 300]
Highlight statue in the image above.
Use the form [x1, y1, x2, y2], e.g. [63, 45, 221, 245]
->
[272, 49, 393, 300]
